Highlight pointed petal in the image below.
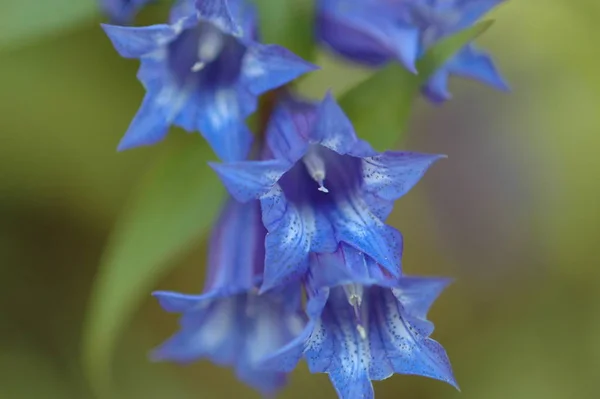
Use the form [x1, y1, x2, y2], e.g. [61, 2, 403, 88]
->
[330, 193, 403, 277]
[101, 23, 173, 58]
[362, 151, 446, 208]
[242, 44, 318, 95]
[450, 45, 510, 92]
[152, 295, 241, 364]
[311, 93, 362, 154]
[210, 160, 289, 202]
[170, 0, 196, 23]
[117, 93, 170, 151]
[392, 277, 452, 320]
[173, 88, 253, 161]
[455, 0, 507, 31]
[152, 291, 206, 313]
[265, 95, 316, 163]
[260, 289, 328, 371]
[195, 0, 242, 36]
[329, 369, 375, 399]
[373, 289, 458, 388]
[422, 69, 452, 103]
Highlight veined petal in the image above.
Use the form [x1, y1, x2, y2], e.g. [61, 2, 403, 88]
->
[312, 92, 368, 155]
[372, 285, 457, 388]
[330, 193, 403, 277]
[211, 160, 290, 202]
[329, 369, 374, 399]
[392, 277, 453, 322]
[174, 88, 253, 161]
[196, 0, 242, 36]
[362, 151, 446, 213]
[101, 23, 175, 58]
[241, 44, 318, 95]
[261, 202, 327, 292]
[117, 92, 171, 151]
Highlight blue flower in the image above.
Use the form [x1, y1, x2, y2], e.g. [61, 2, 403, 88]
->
[409, 0, 509, 102]
[100, 0, 155, 25]
[315, 0, 508, 102]
[102, 0, 316, 161]
[211, 93, 444, 291]
[316, 0, 420, 71]
[152, 198, 305, 395]
[261, 244, 458, 398]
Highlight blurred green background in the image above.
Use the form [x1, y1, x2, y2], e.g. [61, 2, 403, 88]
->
[1, 0, 599, 398]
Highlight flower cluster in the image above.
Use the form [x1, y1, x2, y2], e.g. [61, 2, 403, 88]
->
[101, 0, 507, 397]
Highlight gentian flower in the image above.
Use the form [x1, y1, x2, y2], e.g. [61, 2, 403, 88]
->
[262, 244, 458, 399]
[102, 0, 316, 161]
[100, 0, 154, 25]
[315, 0, 508, 102]
[152, 198, 305, 395]
[212, 93, 444, 291]
[410, 0, 509, 102]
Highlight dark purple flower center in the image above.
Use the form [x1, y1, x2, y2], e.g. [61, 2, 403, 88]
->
[167, 21, 247, 89]
[278, 145, 363, 206]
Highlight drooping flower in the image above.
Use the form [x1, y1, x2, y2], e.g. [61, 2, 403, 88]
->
[409, 0, 509, 102]
[102, 0, 316, 161]
[211, 92, 444, 291]
[152, 198, 305, 395]
[100, 0, 155, 25]
[315, 0, 508, 102]
[261, 244, 458, 399]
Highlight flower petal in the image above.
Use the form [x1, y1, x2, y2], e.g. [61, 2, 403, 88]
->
[449, 45, 509, 92]
[151, 294, 240, 364]
[330, 192, 403, 277]
[196, 0, 242, 36]
[241, 44, 318, 95]
[210, 160, 290, 202]
[392, 277, 453, 323]
[362, 151, 445, 217]
[373, 288, 458, 388]
[312, 92, 371, 155]
[174, 88, 253, 161]
[117, 93, 171, 151]
[101, 23, 173, 58]
[329, 369, 375, 399]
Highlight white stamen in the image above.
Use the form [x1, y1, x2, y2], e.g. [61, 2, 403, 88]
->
[191, 26, 225, 72]
[343, 284, 367, 340]
[191, 61, 205, 72]
[356, 324, 367, 340]
[303, 145, 329, 193]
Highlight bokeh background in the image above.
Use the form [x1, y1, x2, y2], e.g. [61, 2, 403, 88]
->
[1, 0, 599, 398]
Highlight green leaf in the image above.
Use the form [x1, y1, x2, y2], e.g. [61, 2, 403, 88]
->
[339, 20, 495, 151]
[0, 0, 98, 52]
[82, 139, 224, 397]
[253, 0, 316, 61]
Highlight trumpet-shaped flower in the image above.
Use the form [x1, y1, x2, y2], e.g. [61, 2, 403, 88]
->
[152, 199, 305, 395]
[212, 93, 443, 291]
[315, 0, 508, 102]
[102, 0, 316, 160]
[261, 244, 458, 398]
